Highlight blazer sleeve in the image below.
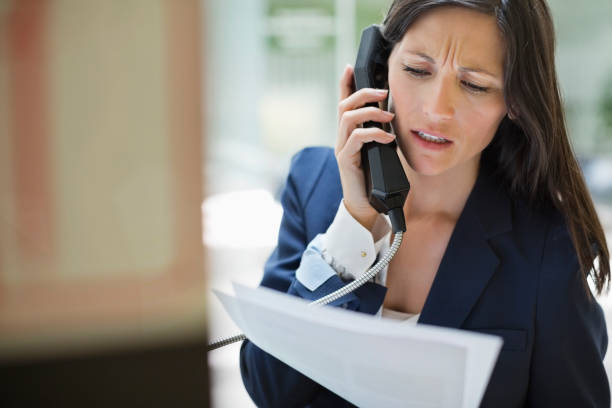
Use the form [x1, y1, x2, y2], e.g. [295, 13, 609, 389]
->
[239, 150, 325, 408]
[526, 217, 610, 407]
[239, 149, 364, 408]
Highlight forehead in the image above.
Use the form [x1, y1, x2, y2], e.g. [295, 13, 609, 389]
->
[397, 6, 505, 74]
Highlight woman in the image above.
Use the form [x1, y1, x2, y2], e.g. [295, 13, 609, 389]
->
[240, 0, 611, 406]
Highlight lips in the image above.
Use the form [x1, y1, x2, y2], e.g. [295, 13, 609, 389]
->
[412, 129, 451, 143]
[410, 129, 453, 150]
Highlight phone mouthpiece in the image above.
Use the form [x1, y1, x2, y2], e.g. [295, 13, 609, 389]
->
[361, 142, 410, 233]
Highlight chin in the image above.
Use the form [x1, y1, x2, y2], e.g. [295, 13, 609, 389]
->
[402, 149, 450, 177]
[410, 162, 449, 177]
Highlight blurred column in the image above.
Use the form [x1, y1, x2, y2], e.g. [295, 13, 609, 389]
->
[204, 0, 265, 195]
[0, 0, 208, 405]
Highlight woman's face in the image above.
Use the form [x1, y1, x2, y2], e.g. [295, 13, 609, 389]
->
[388, 6, 507, 176]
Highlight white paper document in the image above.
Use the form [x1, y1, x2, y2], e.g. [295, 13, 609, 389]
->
[214, 283, 502, 408]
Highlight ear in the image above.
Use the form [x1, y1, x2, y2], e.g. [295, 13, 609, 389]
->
[506, 102, 519, 121]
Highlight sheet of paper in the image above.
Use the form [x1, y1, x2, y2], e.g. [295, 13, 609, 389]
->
[214, 283, 502, 408]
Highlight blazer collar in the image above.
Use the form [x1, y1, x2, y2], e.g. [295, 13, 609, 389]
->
[418, 166, 512, 329]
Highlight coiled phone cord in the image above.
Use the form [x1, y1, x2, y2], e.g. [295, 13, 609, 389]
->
[207, 231, 403, 352]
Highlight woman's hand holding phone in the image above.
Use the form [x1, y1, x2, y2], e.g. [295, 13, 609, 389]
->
[336, 64, 396, 232]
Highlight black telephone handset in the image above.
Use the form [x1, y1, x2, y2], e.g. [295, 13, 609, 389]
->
[354, 25, 410, 232]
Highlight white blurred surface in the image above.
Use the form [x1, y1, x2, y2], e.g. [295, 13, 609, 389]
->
[203, 189, 282, 249]
[205, 189, 281, 407]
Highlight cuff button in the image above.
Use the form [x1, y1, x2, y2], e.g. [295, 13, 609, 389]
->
[361, 251, 367, 257]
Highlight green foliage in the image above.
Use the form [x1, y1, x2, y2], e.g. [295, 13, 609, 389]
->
[355, 0, 391, 44]
[600, 75, 612, 134]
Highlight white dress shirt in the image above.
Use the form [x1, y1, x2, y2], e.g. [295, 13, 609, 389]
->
[295, 200, 420, 323]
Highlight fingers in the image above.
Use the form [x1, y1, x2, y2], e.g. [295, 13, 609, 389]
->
[338, 88, 388, 121]
[335, 66, 396, 225]
[337, 107, 394, 151]
[339, 64, 355, 102]
[336, 127, 395, 159]
[338, 65, 388, 111]
[336, 63, 395, 161]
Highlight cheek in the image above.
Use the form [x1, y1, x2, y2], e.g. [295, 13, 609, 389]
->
[388, 68, 416, 108]
[388, 79, 421, 128]
[459, 100, 506, 148]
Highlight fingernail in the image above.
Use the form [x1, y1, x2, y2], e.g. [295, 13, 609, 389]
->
[376, 89, 388, 95]
[384, 111, 395, 117]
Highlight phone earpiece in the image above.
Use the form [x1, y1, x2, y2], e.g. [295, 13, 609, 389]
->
[386, 91, 395, 135]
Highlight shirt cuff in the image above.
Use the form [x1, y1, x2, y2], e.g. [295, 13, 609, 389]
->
[321, 200, 391, 281]
[295, 234, 337, 291]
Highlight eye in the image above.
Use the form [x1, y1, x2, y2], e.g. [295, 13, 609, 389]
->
[461, 80, 489, 93]
[402, 65, 430, 77]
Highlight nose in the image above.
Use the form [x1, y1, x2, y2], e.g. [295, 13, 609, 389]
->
[422, 74, 455, 121]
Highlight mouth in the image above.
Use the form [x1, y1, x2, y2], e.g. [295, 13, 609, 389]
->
[410, 129, 453, 151]
[413, 130, 451, 144]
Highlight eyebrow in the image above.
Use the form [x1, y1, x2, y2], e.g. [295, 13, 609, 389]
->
[405, 51, 500, 79]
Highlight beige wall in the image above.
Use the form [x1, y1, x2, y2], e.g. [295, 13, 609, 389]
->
[0, 0, 206, 359]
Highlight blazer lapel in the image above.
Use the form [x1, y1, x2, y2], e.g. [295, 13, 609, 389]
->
[418, 167, 512, 329]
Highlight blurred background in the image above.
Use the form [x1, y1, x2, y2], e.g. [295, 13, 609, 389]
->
[1, 0, 611, 407]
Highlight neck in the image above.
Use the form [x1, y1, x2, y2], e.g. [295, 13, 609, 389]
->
[399, 153, 480, 223]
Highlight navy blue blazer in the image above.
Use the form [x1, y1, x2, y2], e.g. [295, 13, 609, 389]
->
[240, 146, 609, 407]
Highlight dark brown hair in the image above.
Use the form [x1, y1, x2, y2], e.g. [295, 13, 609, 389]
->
[381, 0, 610, 296]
